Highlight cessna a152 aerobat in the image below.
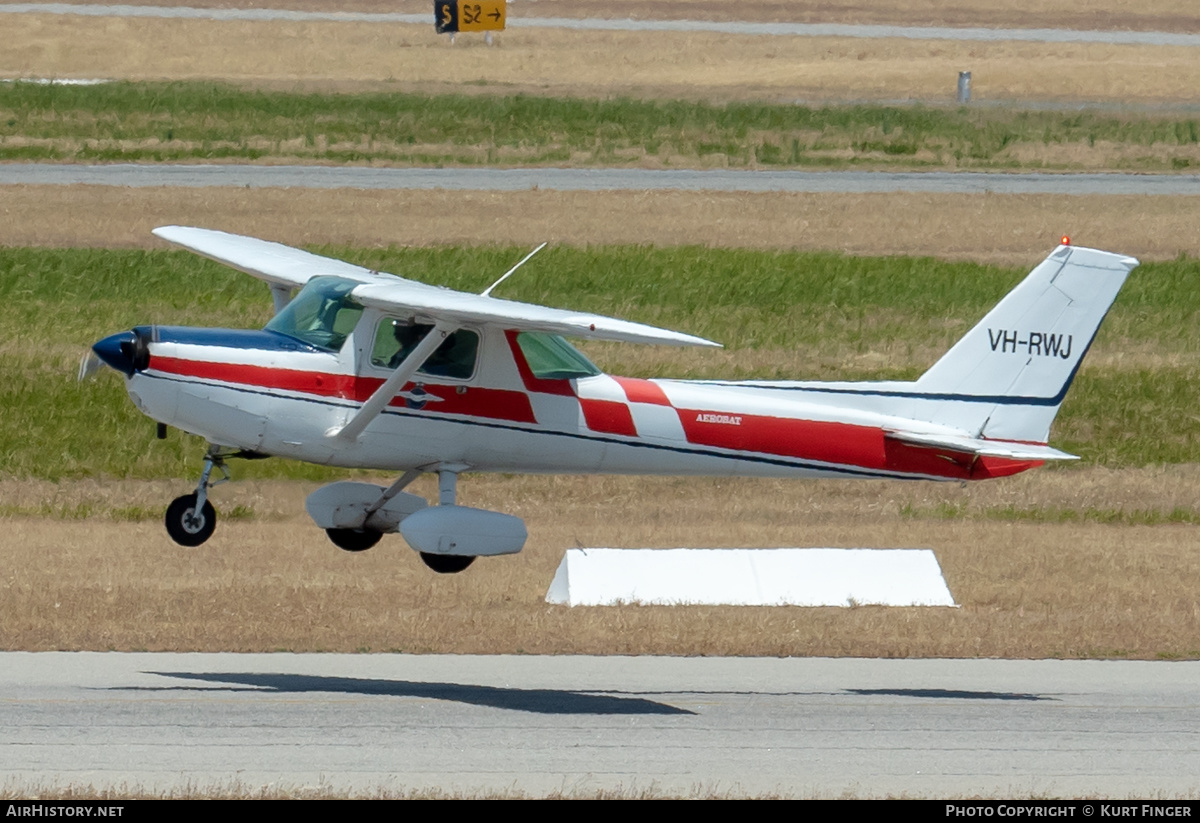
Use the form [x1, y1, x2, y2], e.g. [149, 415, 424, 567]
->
[85, 227, 1136, 573]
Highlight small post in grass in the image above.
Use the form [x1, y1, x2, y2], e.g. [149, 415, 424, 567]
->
[957, 71, 972, 104]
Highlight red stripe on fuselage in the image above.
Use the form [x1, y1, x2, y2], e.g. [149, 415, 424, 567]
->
[579, 398, 638, 437]
[882, 438, 1041, 479]
[678, 409, 886, 469]
[153, 356, 359, 398]
[612, 376, 672, 406]
[150, 356, 537, 424]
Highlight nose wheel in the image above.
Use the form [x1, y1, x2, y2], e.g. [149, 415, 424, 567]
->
[165, 493, 217, 547]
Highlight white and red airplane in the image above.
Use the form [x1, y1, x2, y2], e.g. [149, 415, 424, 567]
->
[87, 227, 1136, 573]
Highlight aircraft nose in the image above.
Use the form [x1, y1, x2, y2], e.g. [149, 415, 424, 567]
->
[91, 329, 150, 376]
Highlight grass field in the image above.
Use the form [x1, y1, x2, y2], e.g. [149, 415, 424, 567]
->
[8, 81, 1200, 171]
[5, 244, 1199, 479]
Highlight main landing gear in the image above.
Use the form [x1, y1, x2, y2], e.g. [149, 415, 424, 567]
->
[165, 451, 508, 576]
[326, 528, 383, 552]
[419, 553, 475, 574]
[314, 469, 477, 573]
[165, 446, 233, 547]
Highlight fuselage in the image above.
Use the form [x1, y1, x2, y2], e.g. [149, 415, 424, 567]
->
[109, 322, 1039, 483]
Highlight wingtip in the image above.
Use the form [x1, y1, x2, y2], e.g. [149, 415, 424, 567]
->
[151, 225, 201, 244]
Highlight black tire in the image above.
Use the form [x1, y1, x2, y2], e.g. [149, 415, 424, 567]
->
[419, 552, 476, 574]
[165, 493, 216, 547]
[326, 528, 383, 552]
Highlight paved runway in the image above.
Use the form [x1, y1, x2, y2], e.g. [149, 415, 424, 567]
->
[3, 653, 1198, 797]
[5, 164, 1200, 195]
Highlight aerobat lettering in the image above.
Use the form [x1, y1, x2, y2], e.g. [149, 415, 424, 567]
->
[696, 413, 742, 425]
[987, 329, 1073, 359]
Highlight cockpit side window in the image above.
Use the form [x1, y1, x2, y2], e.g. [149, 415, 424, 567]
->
[371, 319, 479, 381]
[264, 276, 363, 353]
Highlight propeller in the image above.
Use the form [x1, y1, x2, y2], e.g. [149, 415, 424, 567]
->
[77, 349, 103, 382]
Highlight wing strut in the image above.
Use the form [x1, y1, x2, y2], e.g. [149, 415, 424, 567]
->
[326, 322, 457, 441]
[269, 284, 294, 315]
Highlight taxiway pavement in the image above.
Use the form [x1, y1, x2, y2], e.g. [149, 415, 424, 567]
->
[4, 164, 1200, 195]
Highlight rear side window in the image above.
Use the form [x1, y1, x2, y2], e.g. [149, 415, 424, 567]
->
[516, 332, 600, 380]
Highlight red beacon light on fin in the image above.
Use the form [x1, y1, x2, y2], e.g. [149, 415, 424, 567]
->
[1061, 235, 1071, 246]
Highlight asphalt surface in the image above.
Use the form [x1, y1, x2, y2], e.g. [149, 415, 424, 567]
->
[4, 4, 1200, 46]
[5, 164, 1200, 194]
[3, 652, 1199, 797]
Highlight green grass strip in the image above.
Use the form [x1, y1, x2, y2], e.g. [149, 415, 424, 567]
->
[5, 80, 1200, 170]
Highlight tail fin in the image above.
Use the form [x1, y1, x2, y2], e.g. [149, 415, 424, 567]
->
[914, 244, 1137, 443]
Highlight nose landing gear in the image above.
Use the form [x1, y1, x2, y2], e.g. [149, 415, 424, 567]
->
[165, 446, 232, 547]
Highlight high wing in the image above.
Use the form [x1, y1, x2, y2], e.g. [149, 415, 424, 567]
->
[153, 225, 720, 348]
[350, 282, 718, 347]
[153, 225, 380, 289]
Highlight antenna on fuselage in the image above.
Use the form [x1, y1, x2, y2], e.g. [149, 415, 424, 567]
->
[481, 242, 548, 297]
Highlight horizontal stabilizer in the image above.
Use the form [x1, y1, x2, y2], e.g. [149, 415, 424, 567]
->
[884, 430, 1078, 461]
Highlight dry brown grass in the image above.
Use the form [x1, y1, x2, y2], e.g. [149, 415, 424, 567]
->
[20, 0, 1200, 31]
[3, 184, 1198, 266]
[5, 13, 1200, 103]
[3, 467, 1199, 658]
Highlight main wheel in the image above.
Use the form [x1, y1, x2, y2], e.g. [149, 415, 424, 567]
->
[165, 493, 216, 547]
[420, 553, 476, 574]
[326, 528, 383, 552]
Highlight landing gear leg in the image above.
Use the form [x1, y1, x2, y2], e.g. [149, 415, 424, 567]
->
[165, 446, 230, 547]
[417, 468, 476, 574]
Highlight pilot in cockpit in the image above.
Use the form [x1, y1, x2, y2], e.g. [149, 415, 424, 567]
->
[386, 320, 476, 379]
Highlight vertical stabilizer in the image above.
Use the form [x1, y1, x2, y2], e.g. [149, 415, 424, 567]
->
[914, 245, 1136, 442]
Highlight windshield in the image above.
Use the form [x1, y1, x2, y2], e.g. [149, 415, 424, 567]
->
[264, 276, 364, 352]
[516, 332, 601, 380]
